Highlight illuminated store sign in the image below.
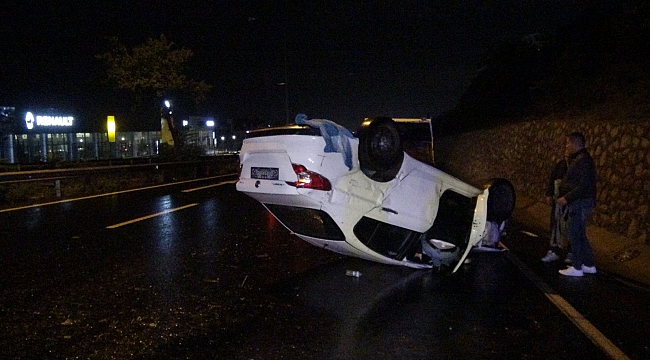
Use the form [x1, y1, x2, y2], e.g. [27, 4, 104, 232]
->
[25, 112, 74, 130]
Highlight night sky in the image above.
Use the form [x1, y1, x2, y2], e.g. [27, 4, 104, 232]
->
[1, 0, 579, 129]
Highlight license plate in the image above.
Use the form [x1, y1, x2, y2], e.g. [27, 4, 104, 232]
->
[251, 167, 279, 180]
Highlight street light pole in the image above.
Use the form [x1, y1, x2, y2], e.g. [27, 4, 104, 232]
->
[281, 17, 290, 124]
[283, 43, 289, 124]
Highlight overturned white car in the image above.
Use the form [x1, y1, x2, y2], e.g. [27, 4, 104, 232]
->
[236, 115, 515, 273]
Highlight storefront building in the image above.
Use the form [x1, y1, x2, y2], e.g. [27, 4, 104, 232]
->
[0, 106, 161, 164]
[0, 106, 242, 164]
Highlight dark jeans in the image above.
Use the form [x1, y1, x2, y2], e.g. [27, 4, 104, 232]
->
[567, 198, 596, 269]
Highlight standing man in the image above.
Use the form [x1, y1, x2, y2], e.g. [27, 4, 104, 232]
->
[557, 132, 598, 277]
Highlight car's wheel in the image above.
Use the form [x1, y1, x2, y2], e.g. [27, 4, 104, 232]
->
[357, 117, 404, 182]
[485, 178, 516, 223]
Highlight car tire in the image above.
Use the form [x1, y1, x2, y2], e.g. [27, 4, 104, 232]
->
[485, 178, 516, 223]
[357, 117, 404, 182]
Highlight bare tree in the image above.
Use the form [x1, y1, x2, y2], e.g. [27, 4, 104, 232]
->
[96, 35, 212, 147]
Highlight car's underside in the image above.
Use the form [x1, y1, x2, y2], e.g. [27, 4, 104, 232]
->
[237, 116, 515, 272]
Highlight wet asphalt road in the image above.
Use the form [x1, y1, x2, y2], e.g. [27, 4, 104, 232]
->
[1, 176, 649, 359]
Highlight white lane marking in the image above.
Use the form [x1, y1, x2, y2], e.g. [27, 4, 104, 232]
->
[181, 179, 238, 193]
[507, 252, 630, 360]
[0, 174, 237, 213]
[106, 203, 198, 229]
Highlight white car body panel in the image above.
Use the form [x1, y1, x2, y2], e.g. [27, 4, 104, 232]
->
[236, 127, 496, 272]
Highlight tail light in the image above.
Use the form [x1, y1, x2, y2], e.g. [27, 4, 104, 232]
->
[286, 164, 332, 191]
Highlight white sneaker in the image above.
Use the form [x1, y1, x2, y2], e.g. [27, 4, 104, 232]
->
[541, 250, 560, 262]
[582, 266, 597, 274]
[559, 266, 583, 277]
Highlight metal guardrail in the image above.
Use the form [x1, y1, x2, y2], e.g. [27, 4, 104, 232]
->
[0, 155, 240, 206]
[0, 155, 239, 184]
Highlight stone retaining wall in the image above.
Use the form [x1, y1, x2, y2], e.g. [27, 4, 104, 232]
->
[435, 117, 650, 244]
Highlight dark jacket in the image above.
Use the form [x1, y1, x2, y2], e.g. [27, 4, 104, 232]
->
[545, 158, 568, 198]
[559, 148, 597, 203]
